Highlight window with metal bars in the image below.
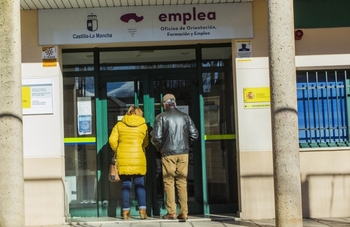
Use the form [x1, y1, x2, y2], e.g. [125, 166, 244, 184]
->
[297, 70, 350, 148]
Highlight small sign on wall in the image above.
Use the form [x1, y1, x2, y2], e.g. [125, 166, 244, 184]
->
[236, 40, 252, 58]
[243, 87, 270, 109]
[42, 46, 57, 67]
[22, 78, 53, 115]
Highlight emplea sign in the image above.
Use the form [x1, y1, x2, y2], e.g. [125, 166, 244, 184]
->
[38, 3, 253, 45]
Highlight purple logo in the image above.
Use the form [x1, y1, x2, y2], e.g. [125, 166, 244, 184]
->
[120, 13, 144, 23]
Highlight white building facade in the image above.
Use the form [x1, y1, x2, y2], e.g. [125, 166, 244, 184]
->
[20, 0, 350, 226]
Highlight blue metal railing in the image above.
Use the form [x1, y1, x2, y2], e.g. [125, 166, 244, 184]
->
[297, 70, 350, 148]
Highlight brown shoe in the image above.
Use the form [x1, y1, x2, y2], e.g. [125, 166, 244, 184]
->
[177, 213, 188, 222]
[139, 209, 148, 219]
[162, 213, 177, 219]
[122, 210, 131, 219]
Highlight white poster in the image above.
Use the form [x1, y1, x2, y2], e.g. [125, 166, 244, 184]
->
[22, 78, 53, 115]
[38, 3, 253, 45]
[77, 97, 92, 115]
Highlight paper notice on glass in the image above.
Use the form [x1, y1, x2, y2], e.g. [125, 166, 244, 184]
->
[78, 115, 92, 135]
[77, 97, 92, 115]
[176, 105, 189, 115]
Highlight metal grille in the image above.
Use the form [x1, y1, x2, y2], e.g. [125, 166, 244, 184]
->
[297, 70, 350, 148]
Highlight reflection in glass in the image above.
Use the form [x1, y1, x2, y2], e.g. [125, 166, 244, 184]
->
[202, 47, 231, 61]
[100, 49, 195, 63]
[62, 52, 94, 72]
[100, 63, 195, 71]
[107, 81, 138, 130]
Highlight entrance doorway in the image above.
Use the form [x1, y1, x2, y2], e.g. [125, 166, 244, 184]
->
[101, 73, 201, 217]
[62, 44, 238, 218]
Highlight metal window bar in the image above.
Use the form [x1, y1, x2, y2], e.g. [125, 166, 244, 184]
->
[335, 72, 341, 142]
[297, 70, 350, 148]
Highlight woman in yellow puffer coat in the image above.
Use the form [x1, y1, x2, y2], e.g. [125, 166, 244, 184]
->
[109, 106, 149, 220]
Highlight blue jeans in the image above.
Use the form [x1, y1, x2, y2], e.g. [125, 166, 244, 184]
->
[120, 175, 146, 211]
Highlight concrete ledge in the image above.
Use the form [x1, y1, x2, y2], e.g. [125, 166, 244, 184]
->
[24, 157, 64, 180]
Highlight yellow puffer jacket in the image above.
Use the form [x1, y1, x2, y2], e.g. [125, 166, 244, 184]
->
[108, 114, 149, 175]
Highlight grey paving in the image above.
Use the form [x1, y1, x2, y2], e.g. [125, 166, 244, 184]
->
[27, 216, 350, 227]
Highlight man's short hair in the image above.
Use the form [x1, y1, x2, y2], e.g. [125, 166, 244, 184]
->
[162, 94, 176, 104]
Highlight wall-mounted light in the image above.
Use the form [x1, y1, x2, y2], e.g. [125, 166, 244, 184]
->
[295, 30, 304, 40]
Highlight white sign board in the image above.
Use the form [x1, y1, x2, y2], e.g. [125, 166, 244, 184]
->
[22, 78, 53, 115]
[38, 3, 253, 45]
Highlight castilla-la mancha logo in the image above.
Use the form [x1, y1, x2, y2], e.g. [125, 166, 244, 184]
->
[87, 13, 98, 31]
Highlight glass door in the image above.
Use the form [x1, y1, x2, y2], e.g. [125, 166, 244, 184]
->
[63, 75, 99, 218]
[97, 76, 147, 218]
[99, 73, 202, 218]
[149, 74, 202, 216]
[201, 46, 238, 213]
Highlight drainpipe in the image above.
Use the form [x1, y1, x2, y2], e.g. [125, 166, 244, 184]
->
[0, 1, 24, 227]
[267, 0, 303, 226]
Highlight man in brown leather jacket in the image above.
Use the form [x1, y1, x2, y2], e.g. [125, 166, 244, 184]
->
[151, 94, 198, 221]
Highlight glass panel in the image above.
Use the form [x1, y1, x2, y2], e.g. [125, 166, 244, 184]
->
[63, 76, 97, 216]
[100, 49, 196, 70]
[202, 46, 231, 67]
[203, 70, 238, 208]
[100, 63, 195, 71]
[62, 52, 94, 72]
